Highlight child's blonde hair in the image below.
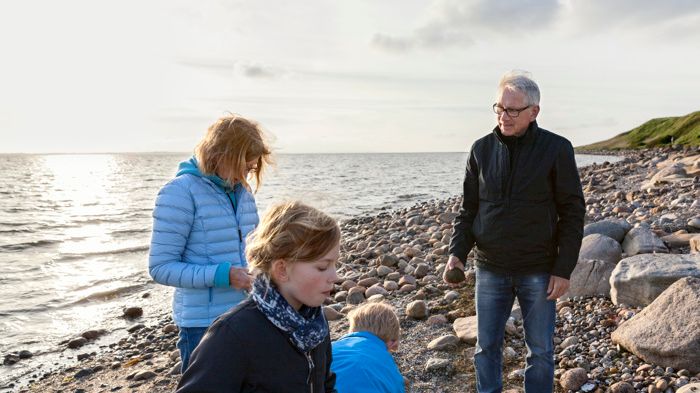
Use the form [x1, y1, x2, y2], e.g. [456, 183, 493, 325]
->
[195, 114, 272, 192]
[246, 201, 340, 275]
[347, 302, 400, 343]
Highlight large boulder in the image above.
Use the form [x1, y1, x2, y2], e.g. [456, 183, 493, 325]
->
[611, 277, 700, 373]
[565, 259, 616, 299]
[609, 254, 700, 307]
[579, 234, 622, 265]
[583, 219, 632, 243]
[621, 226, 668, 256]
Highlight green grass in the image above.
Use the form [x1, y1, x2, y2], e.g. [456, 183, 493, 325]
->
[577, 110, 700, 150]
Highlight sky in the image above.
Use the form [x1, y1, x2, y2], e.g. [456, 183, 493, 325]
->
[1, 0, 699, 154]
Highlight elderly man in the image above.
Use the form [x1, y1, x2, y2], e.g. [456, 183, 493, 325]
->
[444, 71, 585, 393]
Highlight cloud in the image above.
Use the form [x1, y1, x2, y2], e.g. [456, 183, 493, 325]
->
[373, 0, 700, 52]
[240, 64, 277, 79]
[372, 0, 559, 52]
[177, 59, 281, 79]
[565, 0, 700, 29]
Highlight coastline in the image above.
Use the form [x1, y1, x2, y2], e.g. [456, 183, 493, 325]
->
[4, 147, 700, 393]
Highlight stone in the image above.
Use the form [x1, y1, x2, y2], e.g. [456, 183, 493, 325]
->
[323, 306, 343, 321]
[677, 383, 700, 393]
[565, 259, 616, 299]
[560, 367, 588, 391]
[68, 337, 88, 349]
[3, 354, 19, 365]
[133, 370, 157, 381]
[688, 218, 700, 230]
[424, 358, 452, 373]
[123, 307, 143, 319]
[579, 234, 623, 264]
[426, 314, 448, 325]
[584, 219, 632, 243]
[427, 335, 459, 351]
[690, 236, 700, 254]
[163, 324, 178, 334]
[365, 284, 388, 298]
[81, 329, 107, 340]
[377, 254, 399, 267]
[611, 277, 700, 373]
[662, 233, 696, 248]
[406, 300, 428, 319]
[444, 267, 466, 284]
[357, 277, 379, 288]
[610, 254, 700, 306]
[453, 316, 478, 344]
[399, 275, 417, 286]
[608, 381, 635, 393]
[383, 281, 399, 291]
[437, 212, 458, 224]
[621, 226, 668, 256]
[414, 263, 430, 278]
[346, 286, 366, 305]
[376, 265, 393, 277]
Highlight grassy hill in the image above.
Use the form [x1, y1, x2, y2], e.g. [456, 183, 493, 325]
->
[577, 110, 700, 150]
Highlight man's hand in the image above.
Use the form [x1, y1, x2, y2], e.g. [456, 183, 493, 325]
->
[547, 275, 569, 300]
[442, 255, 465, 284]
[229, 267, 253, 290]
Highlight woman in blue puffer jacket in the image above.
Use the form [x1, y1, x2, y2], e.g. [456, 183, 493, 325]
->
[148, 114, 272, 371]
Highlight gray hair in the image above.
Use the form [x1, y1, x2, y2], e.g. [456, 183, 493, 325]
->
[497, 70, 540, 106]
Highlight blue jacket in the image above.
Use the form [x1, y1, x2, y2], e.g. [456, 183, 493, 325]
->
[331, 332, 405, 393]
[149, 157, 259, 327]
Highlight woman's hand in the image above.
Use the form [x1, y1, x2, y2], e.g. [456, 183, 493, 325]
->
[229, 267, 253, 290]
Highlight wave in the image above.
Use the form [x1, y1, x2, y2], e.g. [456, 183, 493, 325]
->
[54, 245, 150, 261]
[110, 228, 150, 236]
[68, 283, 149, 305]
[0, 239, 60, 252]
[395, 193, 430, 200]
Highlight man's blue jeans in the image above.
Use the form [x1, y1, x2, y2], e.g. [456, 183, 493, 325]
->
[474, 268, 555, 393]
[177, 326, 208, 373]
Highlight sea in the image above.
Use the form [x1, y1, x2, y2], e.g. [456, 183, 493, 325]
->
[0, 152, 621, 388]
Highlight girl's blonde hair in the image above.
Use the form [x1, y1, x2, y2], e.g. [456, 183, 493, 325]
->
[348, 302, 400, 342]
[246, 201, 340, 275]
[195, 114, 272, 192]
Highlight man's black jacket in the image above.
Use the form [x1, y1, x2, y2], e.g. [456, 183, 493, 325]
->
[449, 121, 585, 279]
[177, 298, 337, 393]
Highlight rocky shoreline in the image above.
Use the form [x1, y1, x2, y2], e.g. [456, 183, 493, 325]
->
[4, 147, 700, 393]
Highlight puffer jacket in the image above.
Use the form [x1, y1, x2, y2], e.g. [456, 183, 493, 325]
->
[449, 121, 585, 279]
[149, 157, 259, 327]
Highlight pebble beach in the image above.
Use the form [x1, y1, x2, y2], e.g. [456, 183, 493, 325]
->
[4, 147, 700, 393]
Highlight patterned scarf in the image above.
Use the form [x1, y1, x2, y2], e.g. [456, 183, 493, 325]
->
[251, 276, 329, 353]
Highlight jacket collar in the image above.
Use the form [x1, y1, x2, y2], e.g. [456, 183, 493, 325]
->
[493, 121, 539, 145]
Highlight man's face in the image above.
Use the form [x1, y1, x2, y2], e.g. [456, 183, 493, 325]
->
[495, 88, 539, 137]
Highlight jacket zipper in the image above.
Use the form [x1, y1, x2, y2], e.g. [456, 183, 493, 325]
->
[305, 352, 315, 393]
[225, 189, 246, 266]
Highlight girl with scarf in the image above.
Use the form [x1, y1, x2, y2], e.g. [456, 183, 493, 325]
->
[149, 115, 272, 372]
[177, 201, 339, 393]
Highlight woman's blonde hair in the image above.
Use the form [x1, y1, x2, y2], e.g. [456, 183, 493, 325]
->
[195, 114, 272, 192]
[348, 302, 400, 342]
[246, 201, 341, 275]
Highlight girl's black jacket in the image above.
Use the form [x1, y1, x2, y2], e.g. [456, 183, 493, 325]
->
[448, 121, 585, 279]
[176, 298, 337, 393]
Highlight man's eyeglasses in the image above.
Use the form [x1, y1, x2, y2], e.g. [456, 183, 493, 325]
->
[492, 103, 531, 118]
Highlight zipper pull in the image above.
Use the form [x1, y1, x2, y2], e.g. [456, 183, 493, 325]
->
[238, 228, 242, 240]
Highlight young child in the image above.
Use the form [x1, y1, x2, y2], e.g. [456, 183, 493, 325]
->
[331, 302, 405, 393]
[177, 201, 339, 393]
[148, 114, 272, 372]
